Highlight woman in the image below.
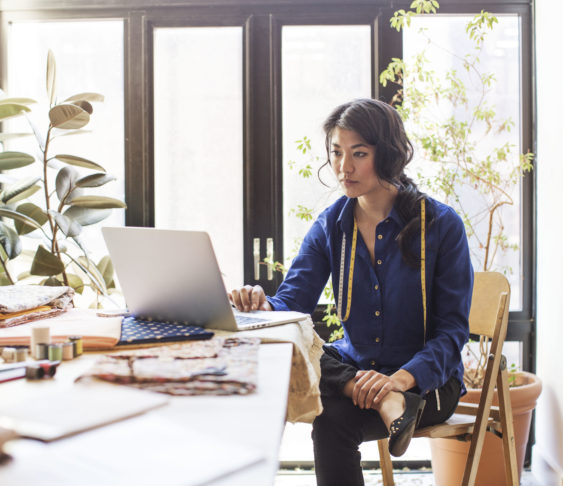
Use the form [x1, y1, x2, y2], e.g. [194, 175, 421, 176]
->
[229, 98, 473, 486]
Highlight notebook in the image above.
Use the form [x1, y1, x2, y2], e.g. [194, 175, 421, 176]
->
[101, 227, 308, 331]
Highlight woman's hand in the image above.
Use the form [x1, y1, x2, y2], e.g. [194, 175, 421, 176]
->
[351, 369, 415, 409]
[228, 285, 272, 312]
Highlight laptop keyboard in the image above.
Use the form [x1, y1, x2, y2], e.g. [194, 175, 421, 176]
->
[234, 314, 269, 327]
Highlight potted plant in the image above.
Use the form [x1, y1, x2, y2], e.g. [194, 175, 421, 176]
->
[0, 50, 125, 307]
[379, 1, 540, 484]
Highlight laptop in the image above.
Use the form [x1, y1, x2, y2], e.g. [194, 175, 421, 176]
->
[101, 226, 308, 331]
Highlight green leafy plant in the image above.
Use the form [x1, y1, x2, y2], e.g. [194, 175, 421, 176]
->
[380, 0, 533, 387]
[381, 2, 533, 274]
[0, 50, 126, 306]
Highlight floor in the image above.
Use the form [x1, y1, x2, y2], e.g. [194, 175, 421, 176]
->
[275, 469, 541, 486]
[276, 423, 541, 486]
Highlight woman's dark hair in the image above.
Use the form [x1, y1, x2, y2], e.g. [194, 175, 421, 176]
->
[321, 98, 432, 267]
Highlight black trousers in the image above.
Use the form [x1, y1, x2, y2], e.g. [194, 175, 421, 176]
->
[312, 347, 462, 486]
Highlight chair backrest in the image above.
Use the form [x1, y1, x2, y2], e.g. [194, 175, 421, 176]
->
[468, 272, 510, 339]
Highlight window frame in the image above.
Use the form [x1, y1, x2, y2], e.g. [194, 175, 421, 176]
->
[0, 0, 535, 368]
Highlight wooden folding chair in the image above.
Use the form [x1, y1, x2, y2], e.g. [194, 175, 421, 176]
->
[377, 271, 518, 486]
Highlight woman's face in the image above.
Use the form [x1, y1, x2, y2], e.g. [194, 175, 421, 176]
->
[330, 127, 386, 200]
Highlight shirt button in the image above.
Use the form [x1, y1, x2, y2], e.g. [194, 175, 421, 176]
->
[374, 284, 379, 291]
[375, 337, 381, 343]
[377, 259, 382, 265]
[375, 311, 380, 317]
[370, 360, 376, 366]
[377, 234, 383, 240]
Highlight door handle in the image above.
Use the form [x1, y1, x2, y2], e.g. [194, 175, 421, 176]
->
[253, 238, 260, 280]
[266, 238, 274, 280]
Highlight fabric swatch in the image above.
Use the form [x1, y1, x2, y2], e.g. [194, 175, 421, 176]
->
[118, 316, 214, 345]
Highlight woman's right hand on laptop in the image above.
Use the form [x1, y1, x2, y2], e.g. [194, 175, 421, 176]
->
[228, 285, 272, 312]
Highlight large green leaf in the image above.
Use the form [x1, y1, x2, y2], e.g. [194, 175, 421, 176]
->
[0, 222, 22, 259]
[63, 206, 111, 226]
[48, 210, 82, 237]
[1, 177, 41, 204]
[64, 92, 104, 103]
[0, 207, 45, 235]
[0, 97, 36, 106]
[42, 276, 63, 287]
[75, 255, 107, 294]
[55, 165, 79, 203]
[46, 49, 57, 106]
[54, 154, 106, 172]
[49, 104, 89, 129]
[76, 173, 116, 188]
[30, 246, 64, 276]
[70, 195, 127, 209]
[4, 184, 41, 205]
[0, 103, 31, 121]
[0, 152, 35, 170]
[0, 133, 35, 142]
[66, 273, 85, 294]
[14, 203, 48, 235]
[71, 100, 93, 115]
[96, 255, 114, 287]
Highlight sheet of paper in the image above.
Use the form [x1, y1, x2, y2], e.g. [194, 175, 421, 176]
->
[0, 383, 168, 441]
[1, 415, 265, 486]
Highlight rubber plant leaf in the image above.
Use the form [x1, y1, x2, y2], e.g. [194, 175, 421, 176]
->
[0, 152, 35, 170]
[49, 104, 89, 129]
[30, 246, 65, 276]
[14, 203, 48, 235]
[69, 195, 127, 209]
[54, 154, 106, 172]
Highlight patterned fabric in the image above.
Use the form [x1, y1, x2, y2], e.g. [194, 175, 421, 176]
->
[0, 285, 74, 312]
[79, 337, 259, 396]
[0, 286, 74, 328]
[118, 316, 214, 345]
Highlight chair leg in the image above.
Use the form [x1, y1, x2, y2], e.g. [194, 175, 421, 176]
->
[497, 366, 519, 486]
[461, 351, 500, 486]
[377, 438, 395, 486]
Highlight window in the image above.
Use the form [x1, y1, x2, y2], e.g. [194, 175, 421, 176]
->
[153, 26, 244, 292]
[0, 0, 534, 464]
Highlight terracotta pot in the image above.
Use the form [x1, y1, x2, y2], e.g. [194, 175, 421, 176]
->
[430, 371, 542, 486]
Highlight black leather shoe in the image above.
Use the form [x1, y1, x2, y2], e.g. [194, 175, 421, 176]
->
[388, 391, 426, 457]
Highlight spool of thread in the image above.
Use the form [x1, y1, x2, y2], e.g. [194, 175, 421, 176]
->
[48, 344, 63, 362]
[15, 348, 27, 362]
[36, 343, 49, 360]
[69, 336, 83, 356]
[1, 347, 17, 363]
[30, 326, 50, 359]
[25, 364, 45, 380]
[62, 342, 74, 361]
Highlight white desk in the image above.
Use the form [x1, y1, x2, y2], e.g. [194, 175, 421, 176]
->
[0, 342, 293, 486]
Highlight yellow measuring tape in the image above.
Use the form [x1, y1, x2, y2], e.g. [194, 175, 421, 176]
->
[337, 218, 358, 322]
[421, 199, 427, 344]
[338, 200, 426, 336]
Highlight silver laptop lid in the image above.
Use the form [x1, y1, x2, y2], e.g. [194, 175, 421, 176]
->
[102, 227, 236, 328]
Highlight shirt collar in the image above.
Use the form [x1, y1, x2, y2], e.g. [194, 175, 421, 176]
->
[336, 196, 407, 234]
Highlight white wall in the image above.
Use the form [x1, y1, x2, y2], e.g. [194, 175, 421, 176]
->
[533, 0, 563, 484]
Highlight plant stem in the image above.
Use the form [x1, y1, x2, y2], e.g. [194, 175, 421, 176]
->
[0, 254, 15, 285]
[483, 201, 509, 271]
[42, 124, 69, 286]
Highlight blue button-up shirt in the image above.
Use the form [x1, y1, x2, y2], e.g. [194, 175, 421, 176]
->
[268, 195, 473, 395]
